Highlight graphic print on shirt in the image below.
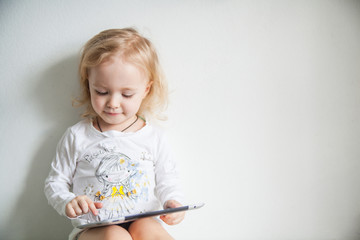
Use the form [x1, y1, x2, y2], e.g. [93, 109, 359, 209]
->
[91, 151, 151, 220]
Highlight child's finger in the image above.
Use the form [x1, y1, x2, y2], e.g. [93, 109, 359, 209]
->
[161, 214, 177, 225]
[171, 213, 184, 225]
[66, 205, 77, 218]
[160, 211, 185, 225]
[78, 198, 89, 214]
[86, 200, 100, 216]
[94, 202, 103, 209]
[73, 205, 82, 216]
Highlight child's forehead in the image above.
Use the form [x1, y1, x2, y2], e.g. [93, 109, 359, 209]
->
[88, 57, 149, 87]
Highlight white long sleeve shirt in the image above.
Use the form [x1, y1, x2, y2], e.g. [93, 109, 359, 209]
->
[44, 119, 183, 229]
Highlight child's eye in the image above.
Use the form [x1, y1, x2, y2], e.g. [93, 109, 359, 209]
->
[95, 90, 108, 95]
[122, 94, 134, 98]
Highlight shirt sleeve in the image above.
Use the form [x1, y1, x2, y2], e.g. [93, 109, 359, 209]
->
[44, 128, 77, 217]
[154, 130, 184, 207]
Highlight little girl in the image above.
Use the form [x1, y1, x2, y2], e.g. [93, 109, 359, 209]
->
[44, 28, 184, 240]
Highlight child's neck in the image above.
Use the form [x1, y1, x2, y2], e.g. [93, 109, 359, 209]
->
[94, 116, 145, 133]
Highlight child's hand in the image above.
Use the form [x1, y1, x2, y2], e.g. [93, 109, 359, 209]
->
[160, 200, 185, 225]
[65, 195, 103, 218]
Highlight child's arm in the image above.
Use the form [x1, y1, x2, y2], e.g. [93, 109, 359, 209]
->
[154, 130, 185, 225]
[44, 128, 78, 217]
[160, 199, 185, 225]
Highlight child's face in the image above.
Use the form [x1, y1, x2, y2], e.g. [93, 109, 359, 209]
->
[88, 56, 151, 130]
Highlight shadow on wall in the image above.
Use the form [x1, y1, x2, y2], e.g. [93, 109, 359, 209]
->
[5, 55, 82, 240]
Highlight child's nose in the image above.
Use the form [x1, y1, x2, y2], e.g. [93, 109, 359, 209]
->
[107, 95, 121, 109]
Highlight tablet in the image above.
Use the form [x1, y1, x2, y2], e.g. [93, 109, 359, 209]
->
[78, 203, 205, 229]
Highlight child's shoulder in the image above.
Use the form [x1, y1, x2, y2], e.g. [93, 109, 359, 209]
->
[145, 120, 164, 133]
[66, 118, 92, 136]
[144, 121, 169, 140]
[56, 119, 92, 147]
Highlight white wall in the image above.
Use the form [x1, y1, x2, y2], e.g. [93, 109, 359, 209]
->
[1, 0, 360, 239]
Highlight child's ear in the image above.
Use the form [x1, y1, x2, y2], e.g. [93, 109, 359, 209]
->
[144, 80, 153, 96]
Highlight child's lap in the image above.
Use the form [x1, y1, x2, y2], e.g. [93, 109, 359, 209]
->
[128, 218, 173, 239]
[76, 222, 132, 240]
[75, 218, 169, 240]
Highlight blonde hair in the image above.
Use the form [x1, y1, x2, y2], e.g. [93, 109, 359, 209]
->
[74, 28, 168, 120]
